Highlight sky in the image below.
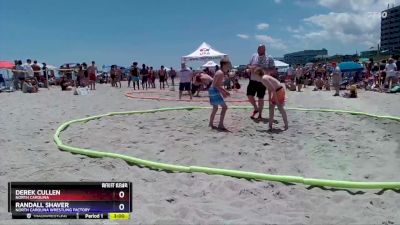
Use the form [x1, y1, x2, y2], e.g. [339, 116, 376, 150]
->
[0, 0, 398, 69]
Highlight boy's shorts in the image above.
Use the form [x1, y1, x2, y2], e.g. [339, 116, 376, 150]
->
[132, 76, 139, 82]
[270, 87, 285, 105]
[208, 86, 225, 106]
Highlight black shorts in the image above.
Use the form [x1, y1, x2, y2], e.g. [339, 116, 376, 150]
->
[159, 76, 165, 82]
[296, 77, 304, 85]
[246, 80, 266, 99]
[179, 82, 191, 91]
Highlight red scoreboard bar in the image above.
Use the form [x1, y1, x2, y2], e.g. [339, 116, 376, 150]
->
[8, 182, 132, 220]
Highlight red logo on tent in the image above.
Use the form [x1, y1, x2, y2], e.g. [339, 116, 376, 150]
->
[199, 48, 210, 55]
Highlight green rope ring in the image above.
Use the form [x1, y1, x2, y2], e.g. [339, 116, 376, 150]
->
[54, 106, 400, 189]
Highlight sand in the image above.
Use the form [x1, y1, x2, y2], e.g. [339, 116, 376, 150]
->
[0, 81, 399, 225]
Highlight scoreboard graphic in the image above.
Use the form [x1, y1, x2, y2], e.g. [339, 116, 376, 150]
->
[8, 182, 132, 220]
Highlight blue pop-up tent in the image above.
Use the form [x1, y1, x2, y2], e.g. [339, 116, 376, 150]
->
[338, 61, 364, 72]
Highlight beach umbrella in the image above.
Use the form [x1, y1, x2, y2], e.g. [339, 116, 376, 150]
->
[0, 60, 15, 69]
[46, 65, 57, 70]
[338, 61, 363, 72]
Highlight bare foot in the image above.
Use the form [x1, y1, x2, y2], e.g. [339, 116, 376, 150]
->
[250, 109, 259, 119]
[217, 125, 228, 131]
[284, 125, 289, 130]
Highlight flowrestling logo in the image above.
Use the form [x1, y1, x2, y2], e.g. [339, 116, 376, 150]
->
[199, 48, 210, 55]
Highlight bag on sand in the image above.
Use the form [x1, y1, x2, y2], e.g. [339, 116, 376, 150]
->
[74, 87, 89, 96]
[389, 85, 400, 93]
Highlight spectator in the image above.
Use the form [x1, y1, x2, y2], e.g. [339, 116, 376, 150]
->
[87, 61, 97, 90]
[178, 63, 193, 100]
[42, 62, 48, 87]
[247, 44, 275, 120]
[169, 67, 177, 88]
[23, 59, 34, 78]
[15, 60, 25, 90]
[22, 77, 38, 93]
[332, 62, 341, 96]
[31, 60, 41, 81]
[385, 58, 397, 89]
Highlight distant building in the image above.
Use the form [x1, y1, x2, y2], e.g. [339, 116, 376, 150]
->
[283, 49, 328, 66]
[381, 5, 400, 53]
[328, 54, 358, 63]
[360, 50, 378, 58]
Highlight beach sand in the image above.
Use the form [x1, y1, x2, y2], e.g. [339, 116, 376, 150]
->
[0, 81, 399, 225]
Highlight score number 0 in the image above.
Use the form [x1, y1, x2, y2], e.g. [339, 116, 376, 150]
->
[118, 191, 125, 211]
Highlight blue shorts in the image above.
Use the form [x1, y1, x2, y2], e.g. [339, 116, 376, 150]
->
[132, 76, 139, 82]
[208, 86, 225, 106]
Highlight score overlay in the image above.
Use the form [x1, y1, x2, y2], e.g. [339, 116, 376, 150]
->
[8, 182, 132, 220]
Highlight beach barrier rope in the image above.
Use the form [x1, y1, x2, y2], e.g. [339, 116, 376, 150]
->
[54, 106, 400, 189]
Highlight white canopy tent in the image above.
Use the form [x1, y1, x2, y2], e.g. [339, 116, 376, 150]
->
[182, 42, 228, 62]
[201, 61, 218, 68]
[274, 60, 289, 68]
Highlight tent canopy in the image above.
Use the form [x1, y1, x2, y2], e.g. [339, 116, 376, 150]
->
[201, 61, 218, 68]
[0, 60, 14, 69]
[182, 42, 227, 62]
[339, 61, 364, 72]
[274, 60, 289, 68]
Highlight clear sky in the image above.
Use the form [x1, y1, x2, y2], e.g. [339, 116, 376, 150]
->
[0, 0, 397, 68]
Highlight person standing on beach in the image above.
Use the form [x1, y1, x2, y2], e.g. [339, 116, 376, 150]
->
[158, 65, 167, 90]
[295, 64, 304, 92]
[23, 59, 34, 78]
[140, 64, 148, 90]
[130, 62, 140, 90]
[88, 61, 97, 90]
[247, 44, 276, 120]
[14, 60, 25, 90]
[208, 58, 231, 130]
[331, 62, 341, 96]
[169, 67, 176, 89]
[82, 62, 89, 86]
[76, 64, 84, 87]
[148, 66, 155, 88]
[178, 63, 193, 100]
[110, 65, 117, 87]
[385, 58, 397, 89]
[116, 66, 122, 88]
[42, 62, 48, 87]
[31, 60, 41, 82]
